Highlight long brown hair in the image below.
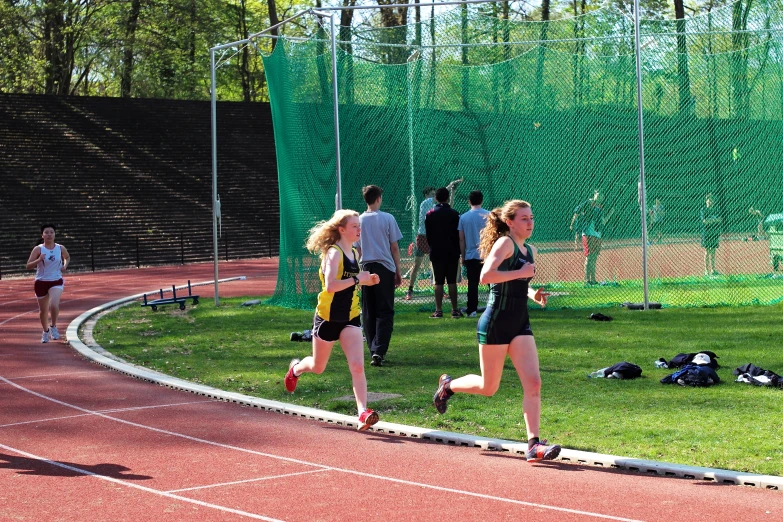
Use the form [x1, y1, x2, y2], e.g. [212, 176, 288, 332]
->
[478, 200, 531, 258]
[305, 209, 359, 256]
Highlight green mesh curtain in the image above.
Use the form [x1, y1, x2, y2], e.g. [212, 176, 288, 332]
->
[263, 2, 783, 310]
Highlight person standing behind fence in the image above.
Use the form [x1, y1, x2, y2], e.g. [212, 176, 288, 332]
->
[571, 189, 614, 285]
[432, 200, 560, 462]
[700, 192, 722, 276]
[426, 187, 463, 319]
[405, 186, 436, 301]
[356, 185, 403, 367]
[406, 179, 463, 300]
[26, 224, 70, 343]
[284, 209, 381, 431]
[458, 190, 490, 317]
[648, 197, 665, 244]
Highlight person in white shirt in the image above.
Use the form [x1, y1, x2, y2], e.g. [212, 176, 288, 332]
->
[405, 186, 436, 301]
[356, 185, 403, 367]
[26, 224, 70, 343]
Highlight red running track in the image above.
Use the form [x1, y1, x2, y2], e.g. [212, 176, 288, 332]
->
[0, 260, 781, 521]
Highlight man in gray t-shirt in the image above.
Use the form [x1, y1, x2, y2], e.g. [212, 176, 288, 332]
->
[458, 190, 490, 316]
[356, 185, 402, 367]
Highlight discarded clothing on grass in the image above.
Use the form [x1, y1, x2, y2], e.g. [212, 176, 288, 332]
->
[290, 329, 312, 342]
[588, 362, 642, 379]
[659, 351, 719, 370]
[588, 312, 613, 321]
[660, 364, 720, 387]
[733, 363, 783, 388]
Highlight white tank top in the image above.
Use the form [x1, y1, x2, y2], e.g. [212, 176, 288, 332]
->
[35, 244, 63, 281]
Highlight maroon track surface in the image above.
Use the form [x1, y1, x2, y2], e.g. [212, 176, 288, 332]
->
[1, 260, 781, 521]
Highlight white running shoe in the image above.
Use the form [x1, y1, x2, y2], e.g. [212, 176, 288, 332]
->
[41, 330, 50, 343]
[50, 325, 60, 340]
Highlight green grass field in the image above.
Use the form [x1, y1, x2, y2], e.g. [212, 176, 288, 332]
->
[92, 297, 783, 476]
[395, 274, 783, 310]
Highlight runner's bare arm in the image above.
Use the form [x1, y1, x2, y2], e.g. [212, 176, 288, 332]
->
[61, 245, 71, 271]
[25, 246, 43, 269]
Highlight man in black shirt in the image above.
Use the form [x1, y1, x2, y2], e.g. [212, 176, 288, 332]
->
[425, 187, 463, 318]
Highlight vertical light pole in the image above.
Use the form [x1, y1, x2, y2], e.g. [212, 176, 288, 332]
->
[210, 47, 220, 306]
[407, 50, 420, 242]
[633, 0, 649, 309]
[327, 12, 343, 210]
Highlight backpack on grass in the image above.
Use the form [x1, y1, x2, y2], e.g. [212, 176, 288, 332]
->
[660, 364, 720, 387]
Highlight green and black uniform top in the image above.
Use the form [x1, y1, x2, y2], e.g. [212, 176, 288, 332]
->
[477, 238, 535, 345]
[315, 245, 361, 322]
[486, 239, 533, 311]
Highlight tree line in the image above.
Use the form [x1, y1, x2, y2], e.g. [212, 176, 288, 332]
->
[0, 1, 756, 103]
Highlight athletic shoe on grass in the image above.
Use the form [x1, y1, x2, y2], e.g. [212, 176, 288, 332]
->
[430, 311, 443, 319]
[370, 354, 383, 367]
[358, 409, 379, 431]
[50, 326, 59, 340]
[41, 330, 50, 343]
[451, 310, 464, 319]
[433, 374, 452, 414]
[526, 440, 561, 462]
[405, 290, 413, 301]
[284, 359, 300, 393]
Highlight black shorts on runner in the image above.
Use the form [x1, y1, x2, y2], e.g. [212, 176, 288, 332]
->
[431, 257, 459, 285]
[312, 315, 361, 342]
[477, 302, 533, 345]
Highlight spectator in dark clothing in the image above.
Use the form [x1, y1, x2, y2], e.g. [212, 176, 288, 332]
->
[425, 187, 463, 318]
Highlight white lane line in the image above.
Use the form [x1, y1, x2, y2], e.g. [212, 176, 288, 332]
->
[0, 375, 642, 521]
[0, 442, 283, 522]
[0, 288, 102, 308]
[11, 370, 111, 380]
[166, 469, 331, 493]
[0, 294, 116, 328]
[0, 399, 217, 429]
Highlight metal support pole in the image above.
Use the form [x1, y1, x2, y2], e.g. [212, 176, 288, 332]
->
[633, 0, 650, 310]
[210, 48, 220, 306]
[328, 12, 343, 210]
[407, 51, 420, 242]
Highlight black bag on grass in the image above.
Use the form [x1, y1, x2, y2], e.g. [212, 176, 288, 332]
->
[666, 351, 720, 370]
[733, 363, 783, 388]
[603, 362, 643, 379]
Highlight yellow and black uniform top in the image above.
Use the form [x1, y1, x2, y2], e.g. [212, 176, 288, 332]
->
[315, 245, 361, 322]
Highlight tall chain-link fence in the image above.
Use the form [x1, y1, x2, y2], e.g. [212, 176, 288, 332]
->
[263, 3, 783, 310]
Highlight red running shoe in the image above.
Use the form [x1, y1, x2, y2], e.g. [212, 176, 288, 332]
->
[525, 440, 561, 462]
[433, 374, 453, 414]
[357, 409, 379, 431]
[284, 359, 300, 393]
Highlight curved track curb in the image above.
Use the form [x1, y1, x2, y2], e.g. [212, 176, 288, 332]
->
[66, 280, 782, 491]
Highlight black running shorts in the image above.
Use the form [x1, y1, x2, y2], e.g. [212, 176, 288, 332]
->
[476, 302, 532, 345]
[312, 315, 361, 342]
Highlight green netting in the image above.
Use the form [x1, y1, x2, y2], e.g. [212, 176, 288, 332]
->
[263, 2, 783, 311]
